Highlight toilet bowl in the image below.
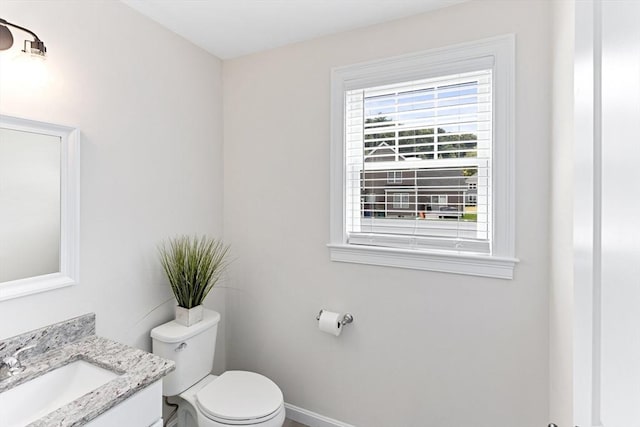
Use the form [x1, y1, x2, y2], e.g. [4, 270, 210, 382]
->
[178, 373, 285, 427]
[151, 309, 285, 427]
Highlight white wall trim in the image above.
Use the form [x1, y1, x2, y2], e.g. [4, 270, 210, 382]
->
[573, 1, 602, 426]
[285, 403, 355, 427]
[328, 243, 517, 279]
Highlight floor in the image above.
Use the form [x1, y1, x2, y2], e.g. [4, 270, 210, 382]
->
[283, 419, 308, 427]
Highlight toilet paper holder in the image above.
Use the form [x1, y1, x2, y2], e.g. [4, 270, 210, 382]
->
[316, 309, 354, 326]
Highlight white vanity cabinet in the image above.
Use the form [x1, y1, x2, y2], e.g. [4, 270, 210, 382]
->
[84, 380, 163, 427]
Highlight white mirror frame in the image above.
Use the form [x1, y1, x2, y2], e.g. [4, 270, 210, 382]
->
[0, 115, 80, 301]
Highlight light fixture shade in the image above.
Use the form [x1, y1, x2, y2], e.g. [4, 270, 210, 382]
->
[0, 24, 14, 50]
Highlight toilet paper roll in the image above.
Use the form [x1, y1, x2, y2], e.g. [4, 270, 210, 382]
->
[318, 310, 342, 336]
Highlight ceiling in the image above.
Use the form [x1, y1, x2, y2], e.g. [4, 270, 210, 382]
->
[121, 0, 465, 59]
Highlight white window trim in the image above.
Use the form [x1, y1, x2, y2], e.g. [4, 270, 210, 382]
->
[329, 35, 518, 279]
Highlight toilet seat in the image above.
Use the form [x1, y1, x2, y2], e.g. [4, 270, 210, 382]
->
[195, 371, 284, 425]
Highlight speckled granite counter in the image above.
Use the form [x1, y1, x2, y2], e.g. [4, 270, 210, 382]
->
[0, 314, 174, 427]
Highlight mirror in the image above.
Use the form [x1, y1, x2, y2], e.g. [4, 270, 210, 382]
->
[0, 115, 80, 300]
[0, 128, 61, 282]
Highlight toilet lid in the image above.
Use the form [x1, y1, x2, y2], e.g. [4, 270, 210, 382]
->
[196, 371, 283, 423]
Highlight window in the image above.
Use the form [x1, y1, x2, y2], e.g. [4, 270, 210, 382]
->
[387, 171, 402, 184]
[391, 193, 410, 209]
[329, 36, 518, 279]
[349, 69, 490, 249]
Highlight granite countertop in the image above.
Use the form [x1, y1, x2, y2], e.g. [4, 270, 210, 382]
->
[0, 314, 175, 427]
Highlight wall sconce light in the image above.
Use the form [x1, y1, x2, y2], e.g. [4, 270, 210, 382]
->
[0, 18, 47, 57]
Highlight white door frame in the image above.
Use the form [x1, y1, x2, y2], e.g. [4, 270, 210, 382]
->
[573, 1, 601, 426]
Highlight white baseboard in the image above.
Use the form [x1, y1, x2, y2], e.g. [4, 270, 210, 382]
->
[284, 403, 355, 427]
[165, 401, 352, 427]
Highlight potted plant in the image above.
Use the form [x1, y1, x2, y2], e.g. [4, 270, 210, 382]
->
[158, 235, 230, 326]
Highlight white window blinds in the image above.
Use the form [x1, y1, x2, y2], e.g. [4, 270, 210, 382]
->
[344, 69, 493, 254]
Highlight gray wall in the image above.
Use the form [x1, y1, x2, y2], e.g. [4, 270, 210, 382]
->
[0, 0, 226, 372]
[223, 1, 552, 426]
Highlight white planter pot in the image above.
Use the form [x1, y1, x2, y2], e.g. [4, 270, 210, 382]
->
[175, 305, 204, 327]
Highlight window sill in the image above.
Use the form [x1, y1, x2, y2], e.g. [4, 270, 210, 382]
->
[327, 243, 518, 279]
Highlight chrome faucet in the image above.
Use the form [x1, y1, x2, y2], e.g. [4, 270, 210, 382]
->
[0, 345, 35, 379]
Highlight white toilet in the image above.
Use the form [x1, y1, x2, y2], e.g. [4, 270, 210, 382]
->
[151, 309, 285, 427]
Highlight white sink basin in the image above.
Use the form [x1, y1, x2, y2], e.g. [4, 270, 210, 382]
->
[0, 360, 120, 427]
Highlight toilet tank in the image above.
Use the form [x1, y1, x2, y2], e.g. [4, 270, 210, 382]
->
[151, 309, 221, 396]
